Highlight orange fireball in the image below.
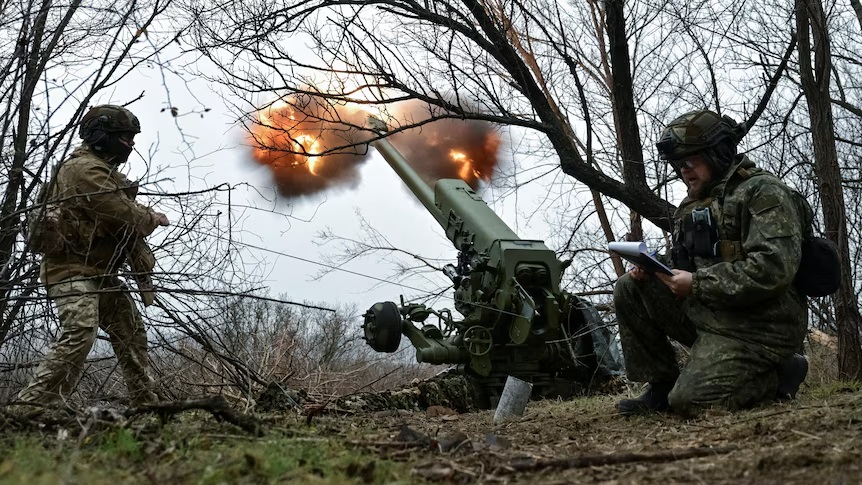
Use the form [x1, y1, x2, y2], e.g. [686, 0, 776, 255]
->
[247, 96, 371, 198]
[247, 96, 502, 198]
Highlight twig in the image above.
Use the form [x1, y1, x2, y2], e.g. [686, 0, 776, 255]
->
[502, 446, 736, 473]
[125, 395, 263, 436]
[790, 429, 822, 440]
[346, 440, 429, 448]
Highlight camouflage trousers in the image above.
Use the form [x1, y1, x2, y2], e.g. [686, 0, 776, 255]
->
[18, 276, 157, 406]
[614, 273, 779, 415]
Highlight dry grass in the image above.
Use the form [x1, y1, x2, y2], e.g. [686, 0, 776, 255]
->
[346, 381, 862, 483]
[2, 376, 860, 484]
[805, 329, 840, 387]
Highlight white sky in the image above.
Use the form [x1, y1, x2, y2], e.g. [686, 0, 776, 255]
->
[96, 42, 681, 316]
[113, 66, 498, 312]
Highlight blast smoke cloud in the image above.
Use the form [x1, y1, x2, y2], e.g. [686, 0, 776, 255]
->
[247, 96, 501, 199]
[390, 110, 501, 190]
[247, 94, 372, 198]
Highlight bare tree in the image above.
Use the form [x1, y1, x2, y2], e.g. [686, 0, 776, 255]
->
[796, 0, 862, 380]
[187, 0, 683, 229]
[186, 0, 800, 282]
[850, 0, 862, 30]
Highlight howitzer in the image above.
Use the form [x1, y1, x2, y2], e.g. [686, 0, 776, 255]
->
[361, 117, 620, 407]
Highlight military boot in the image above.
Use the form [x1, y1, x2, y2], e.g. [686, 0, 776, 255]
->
[775, 353, 808, 400]
[617, 382, 675, 416]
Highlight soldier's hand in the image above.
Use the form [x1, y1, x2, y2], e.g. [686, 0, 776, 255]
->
[656, 269, 693, 297]
[628, 265, 650, 282]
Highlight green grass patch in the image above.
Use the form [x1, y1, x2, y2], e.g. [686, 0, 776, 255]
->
[0, 436, 59, 485]
[0, 418, 414, 485]
[804, 379, 862, 400]
[100, 428, 142, 460]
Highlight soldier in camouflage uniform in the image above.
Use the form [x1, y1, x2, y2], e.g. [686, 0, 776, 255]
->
[18, 105, 169, 406]
[614, 110, 809, 416]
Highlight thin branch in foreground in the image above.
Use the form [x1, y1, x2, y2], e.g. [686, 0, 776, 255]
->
[502, 446, 737, 473]
[1, 395, 263, 436]
[125, 395, 263, 435]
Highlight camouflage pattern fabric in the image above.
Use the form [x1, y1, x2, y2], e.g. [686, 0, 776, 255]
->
[615, 156, 808, 415]
[39, 145, 158, 285]
[614, 274, 696, 384]
[615, 275, 779, 415]
[19, 143, 160, 406]
[18, 276, 157, 406]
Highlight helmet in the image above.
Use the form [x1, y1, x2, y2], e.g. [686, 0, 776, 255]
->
[78, 105, 141, 163]
[79, 104, 141, 140]
[656, 110, 745, 161]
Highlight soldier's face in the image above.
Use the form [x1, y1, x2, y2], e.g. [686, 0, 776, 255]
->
[118, 133, 136, 148]
[678, 154, 712, 198]
[111, 132, 137, 163]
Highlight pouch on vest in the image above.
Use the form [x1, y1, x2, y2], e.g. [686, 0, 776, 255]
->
[671, 243, 694, 272]
[683, 207, 718, 258]
[26, 204, 67, 254]
[26, 164, 67, 255]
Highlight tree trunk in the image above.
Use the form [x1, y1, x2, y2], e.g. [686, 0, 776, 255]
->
[850, 0, 862, 31]
[461, 0, 677, 232]
[605, 0, 647, 242]
[796, 0, 862, 380]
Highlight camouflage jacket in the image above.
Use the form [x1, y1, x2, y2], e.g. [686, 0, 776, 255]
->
[672, 156, 808, 357]
[40, 145, 157, 285]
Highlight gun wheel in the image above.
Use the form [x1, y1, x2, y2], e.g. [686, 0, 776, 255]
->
[363, 301, 402, 353]
[463, 325, 493, 356]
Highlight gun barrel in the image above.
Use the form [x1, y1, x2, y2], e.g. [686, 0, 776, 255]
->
[366, 117, 520, 253]
[370, 136, 443, 223]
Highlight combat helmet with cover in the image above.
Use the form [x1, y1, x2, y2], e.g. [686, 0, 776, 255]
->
[656, 110, 747, 178]
[79, 104, 141, 163]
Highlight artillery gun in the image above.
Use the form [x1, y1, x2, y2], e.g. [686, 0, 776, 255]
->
[361, 118, 619, 408]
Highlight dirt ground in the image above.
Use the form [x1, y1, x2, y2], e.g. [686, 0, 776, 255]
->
[2, 382, 860, 484]
[339, 383, 862, 484]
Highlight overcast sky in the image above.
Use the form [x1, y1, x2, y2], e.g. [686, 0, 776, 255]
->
[99, 41, 681, 316]
[109, 53, 514, 313]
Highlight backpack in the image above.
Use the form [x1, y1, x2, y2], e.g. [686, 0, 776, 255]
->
[26, 164, 67, 255]
[717, 167, 841, 297]
[789, 191, 841, 297]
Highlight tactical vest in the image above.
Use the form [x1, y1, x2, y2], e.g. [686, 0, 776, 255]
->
[672, 167, 839, 297]
[674, 167, 774, 265]
[28, 150, 143, 256]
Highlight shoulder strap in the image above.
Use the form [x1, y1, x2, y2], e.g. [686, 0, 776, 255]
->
[710, 196, 745, 262]
[31, 163, 63, 219]
[714, 168, 815, 262]
[711, 166, 759, 262]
